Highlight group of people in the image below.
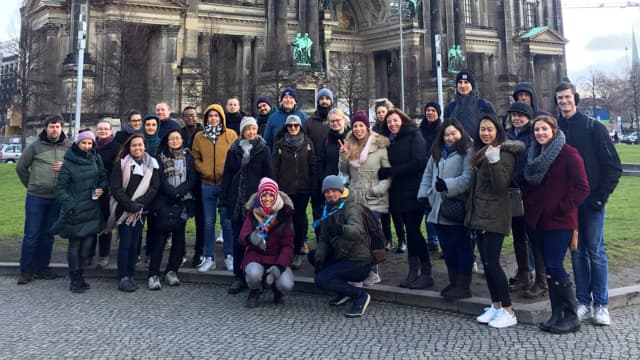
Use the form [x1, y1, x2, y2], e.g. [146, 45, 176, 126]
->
[15, 70, 622, 324]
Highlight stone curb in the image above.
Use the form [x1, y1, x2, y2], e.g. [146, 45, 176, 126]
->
[2, 262, 638, 325]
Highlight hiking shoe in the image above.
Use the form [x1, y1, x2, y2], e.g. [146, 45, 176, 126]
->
[348, 281, 363, 288]
[165, 271, 180, 286]
[577, 304, 592, 322]
[228, 279, 247, 294]
[147, 275, 162, 290]
[17, 271, 33, 285]
[118, 277, 136, 292]
[593, 306, 611, 326]
[329, 295, 351, 306]
[291, 255, 302, 270]
[523, 283, 547, 298]
[96, 257, 109, 269]
[216, 233, 224, 243]
[344, 292, 371, 318]
[198, 257, 215, 272]
[477, 306, 500, 324]
[33, 267, 57, 280]
[192, 255, 205, 268]
[363, 271, 381, 286]
[488, 308, 518, 328]
[396, 243, 407, 253]
[224, 255, 234, 272]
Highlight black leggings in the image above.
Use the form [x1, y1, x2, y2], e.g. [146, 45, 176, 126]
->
[68, 236, 94, 272]
[395, 210, 429, 263]
[476, 231, 511, 307]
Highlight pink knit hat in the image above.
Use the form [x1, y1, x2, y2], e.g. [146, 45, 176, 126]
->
[258, 177, 279, 207]
[76, 130, 96, 144]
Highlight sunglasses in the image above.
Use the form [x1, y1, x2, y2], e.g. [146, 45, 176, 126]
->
[287, 124, 300, 128]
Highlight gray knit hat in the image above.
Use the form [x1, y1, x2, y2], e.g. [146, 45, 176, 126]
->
[321, 175, 345, 193]
[286, 115, 302, 125]
[239, 116, 258, 137]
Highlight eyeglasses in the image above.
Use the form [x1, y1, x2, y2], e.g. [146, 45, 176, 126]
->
[167, 136, 182, 141]
[287, 124, 300, 128]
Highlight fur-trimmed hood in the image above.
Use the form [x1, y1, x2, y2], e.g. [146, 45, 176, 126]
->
[245, 190, 295, 211]
[344, 130, 390, 153]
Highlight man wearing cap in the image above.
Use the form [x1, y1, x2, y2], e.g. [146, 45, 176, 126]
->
[264, 87, 309, 151]
[443, 69, 496, 135]
[311, 175, 372, 318]
[255, 96, 275, 136]
[16, 114, 72, 284]
[155, 102, 182, 140]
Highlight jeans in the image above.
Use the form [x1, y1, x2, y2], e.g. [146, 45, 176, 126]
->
[476, 231, 511, 307]
[192, 182, 205, 259]
[290, 193, 311, 254]
[424, 208, 439, 246]
[117, 221, 144, 279]
[245, 262, 294, 292]
[202, 183, 233, 258]
[148, 220, 186, 277]
[571, 203, 608, 306]
[67, 236, 94, 272]
[532, 230, 572, 284]
[315, 260, 370, 299]
[20, 194, 60, 272]
[435, 224, 473, 275]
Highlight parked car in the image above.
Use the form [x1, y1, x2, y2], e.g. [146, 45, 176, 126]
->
[621, 132, 639, 145]
[0, 143, 22, 163]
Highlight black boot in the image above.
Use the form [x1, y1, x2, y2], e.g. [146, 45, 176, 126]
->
[440, 269, 457, 296]
[539, 278, 562, 332]
[272, 284, 284, 305]
[550, 281, 580, 334]
[444, 273, 472, 300]
[408, 260, 434, 289]
[399, 257, 420, 288]
[69, 271, 86, 293]
[246, 289, 261, 308]
[78, 269, 90, 291]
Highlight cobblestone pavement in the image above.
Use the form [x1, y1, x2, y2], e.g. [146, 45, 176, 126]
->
[1, 276, 638, 360]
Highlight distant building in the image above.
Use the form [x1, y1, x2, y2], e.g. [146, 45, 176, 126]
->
[19, 0, 568, 132]
[0, 54, 18, 134]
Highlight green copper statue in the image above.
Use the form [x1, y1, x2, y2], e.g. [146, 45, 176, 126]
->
[292, 32, 313, 65]
[447, 44, 465, 73]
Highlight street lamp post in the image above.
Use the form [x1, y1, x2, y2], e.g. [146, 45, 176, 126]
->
[74, 2, 88, 137]
[390, 1, 405, 110]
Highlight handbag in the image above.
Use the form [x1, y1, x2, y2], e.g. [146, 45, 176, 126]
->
[509, 180, 524, 217]
[439, 191, 466, 223]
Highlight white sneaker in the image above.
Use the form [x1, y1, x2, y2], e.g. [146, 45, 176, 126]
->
[577, 304, 593, 322]
[488, 308, 518, 328]
[165, 271, 180, 286]
[363, 271, 381, 286]
[147, 275, 162, 290]
[224, 255, 234, 272]
[216, 233, 224, 243]
[476, 306, 500, 324]
[96, 256, 109, 269]
[593, 306, 611, 326]
[198, 257, 215, 272]
[348, 281, 363, 288]
[472, 261, 479, 273]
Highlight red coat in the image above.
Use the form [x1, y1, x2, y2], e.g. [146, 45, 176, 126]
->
[238, 192, 294, 269]
[524, 144, 589, 231]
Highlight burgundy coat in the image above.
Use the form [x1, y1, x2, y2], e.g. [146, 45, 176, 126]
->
[523, 144, 589, 231]
[239, 192, 294, 269]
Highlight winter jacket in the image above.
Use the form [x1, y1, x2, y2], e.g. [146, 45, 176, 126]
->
[264, 106, 309, 150]
[524, 144, 589, 231]
[318, 128, 349, 182]
[512, 82, 542, 115]
[418, 147, 473, 225]
[225, 111, 246, 136]
[339, 131, 391, 213]
[505, 121, 534, 190]
[465, 140, 524, 235]
[16, 129, 71, 199]
[273, 133, 317, 195]
[110, 154, 160, 219]
[257, 107, 275, 136]
[419, 118, 442, 155]
[113, 123, 140, 145]
[302, 110, 330, 153]
[52, 143, 108, 238]
[149, 147, 197, 213]
[386, 125, 428, 213]
[315, 189, 370, 266]
[96, 137, 120, 179]
[239, 192, 295, 269]
[443, 90, 496, 135]
[558, 111, 622, 206]
[192, 104, 238, 186]
[181, 123, 204, 150]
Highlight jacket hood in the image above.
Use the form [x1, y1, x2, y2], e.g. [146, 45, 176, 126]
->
[245, 190, 294, 210]
[345, 130, 390, 151]
[39, 128, 67, 144]
[203, 104, 227, 130]
[512, 82, 538, 113]
[501, 139, 526, 154]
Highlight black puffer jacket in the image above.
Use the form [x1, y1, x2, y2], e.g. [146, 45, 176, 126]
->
[318, 128, 349, 182]
[273, 132, 317, 195]
[386, 125, 427, 212]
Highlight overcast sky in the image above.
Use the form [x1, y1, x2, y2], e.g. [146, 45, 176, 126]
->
[1, 0, 638, 80]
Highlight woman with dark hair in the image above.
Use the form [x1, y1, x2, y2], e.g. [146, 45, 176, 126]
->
[53, 129, 108, 292]
[466, 114, 523, 328]
[418, 118, 473, 299]
[146, 130, 197, 290]
[377, 109, 432, 289]
[108, 134, 159, 292]
[524, 115, 589, 334]
[142, 114, 161, 156]
[114, 110, 143, 145]
[419, 102, 443, 254]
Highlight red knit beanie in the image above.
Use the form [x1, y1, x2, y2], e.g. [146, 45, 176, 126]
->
[258, 177, 279, 207]
[351, 110, 369, 129]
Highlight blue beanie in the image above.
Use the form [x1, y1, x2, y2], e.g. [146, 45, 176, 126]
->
[316, 88, 334, 104]
[321, 175, 345, 193]
[280, 87, 298, 102]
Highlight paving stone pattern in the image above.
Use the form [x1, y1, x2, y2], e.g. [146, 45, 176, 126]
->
[1, 276, 638, 359]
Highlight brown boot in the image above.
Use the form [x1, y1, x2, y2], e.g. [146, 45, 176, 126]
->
[246, 289, 261, 308]
[524, 245, 547, 298]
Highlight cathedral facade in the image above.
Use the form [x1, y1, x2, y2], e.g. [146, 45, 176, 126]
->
[19, 0, 567, 127]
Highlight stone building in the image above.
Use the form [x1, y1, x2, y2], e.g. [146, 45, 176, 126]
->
[19, 0, 567, 129]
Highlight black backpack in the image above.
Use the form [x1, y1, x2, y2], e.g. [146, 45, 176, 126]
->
[358, 205, 386, 264]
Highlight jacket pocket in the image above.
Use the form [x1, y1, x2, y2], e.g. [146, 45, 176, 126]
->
[475, 193, 498, 220]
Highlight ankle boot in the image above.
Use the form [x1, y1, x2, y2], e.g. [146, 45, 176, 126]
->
[246, 289, 261, 308]
[272, 285, 284, 305]
[399, 256, 420, 288]
[69, 271, 86, 293]
[509, 270, 531, 292]
[511, 238, 530, 290]
[539, 278, 562, 332]
[525, 246, 547, 298]
[440, 269, 457, 296]
[408, 260, 434, 289]
[550, 281, 580, 334]
[444, 273, 472, 300]
[78, 270, 90, 291]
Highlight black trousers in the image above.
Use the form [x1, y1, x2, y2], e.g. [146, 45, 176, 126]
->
[394, 209, 429, 264]
[290, 193, 311, 254]
[68, 236, 94, 272]
[147, 220, 186, 277]
[476, 231, 511, 307]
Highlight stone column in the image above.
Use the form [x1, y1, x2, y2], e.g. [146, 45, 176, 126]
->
[306, 0, 321, 69]
[151, 25, 180, 108]
[241, 36, 253, 111]
[275, 1, 289, 67]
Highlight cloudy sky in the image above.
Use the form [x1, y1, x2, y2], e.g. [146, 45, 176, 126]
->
[0, 0, 638, 79]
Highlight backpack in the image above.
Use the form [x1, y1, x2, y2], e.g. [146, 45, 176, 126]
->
[358, 205, 386, 264]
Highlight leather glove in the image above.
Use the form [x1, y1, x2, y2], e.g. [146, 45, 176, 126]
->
[129, 202, 144, 212]
[326, 223, 344, 237]
[485, 146, 501, 164]
[249, 231, 267, 250]
[435, 177, 448, 192]
[265, 265, 283, 285]
[417, 197, 431, 212]
[377, 167, 392, 180]
[175, 192, 183, 201]
[588, 198, 604, 211]
[218, 207, 228, 220]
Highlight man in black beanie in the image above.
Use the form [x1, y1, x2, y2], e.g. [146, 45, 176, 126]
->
[443, 69, 496, 135]
[255, 96, 275, 136]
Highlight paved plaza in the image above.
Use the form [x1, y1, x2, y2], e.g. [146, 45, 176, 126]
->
[0, 276, 638, 359]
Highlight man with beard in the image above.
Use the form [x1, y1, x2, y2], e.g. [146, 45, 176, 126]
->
[264, 87, 309, 151]
[255, 97, 275, 136]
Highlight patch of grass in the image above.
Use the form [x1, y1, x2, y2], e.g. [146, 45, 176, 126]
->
[615, 144, 640, 164]
[0, 164, 26, 239]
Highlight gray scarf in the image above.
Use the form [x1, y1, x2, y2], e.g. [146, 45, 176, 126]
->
[524, 130, 566, 185]
[239, 139, 254, 166]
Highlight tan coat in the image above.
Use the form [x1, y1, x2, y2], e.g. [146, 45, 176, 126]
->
[339, 131, 391, 213]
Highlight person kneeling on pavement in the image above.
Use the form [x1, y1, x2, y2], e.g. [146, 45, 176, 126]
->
[309, 175, 372, 318]
[238, 177, 295, 308]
